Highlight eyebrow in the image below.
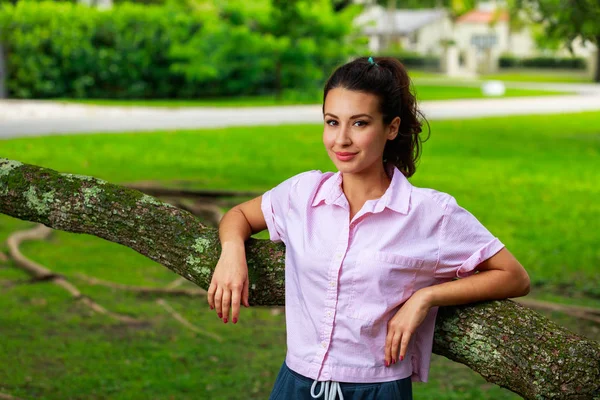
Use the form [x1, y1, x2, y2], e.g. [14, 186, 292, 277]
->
[323, 113, 373, 119]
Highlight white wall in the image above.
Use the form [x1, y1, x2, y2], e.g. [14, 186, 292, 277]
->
[454, 21, 510, 72]
[411, 17, 453, 55]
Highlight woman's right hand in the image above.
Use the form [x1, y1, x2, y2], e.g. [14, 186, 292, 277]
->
[207, 243, 250, 324]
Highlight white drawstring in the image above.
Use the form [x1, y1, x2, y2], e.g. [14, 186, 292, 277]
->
[310, 379, 344, 400]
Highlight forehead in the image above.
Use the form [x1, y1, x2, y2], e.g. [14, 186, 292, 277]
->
[324, 88, 380, 117]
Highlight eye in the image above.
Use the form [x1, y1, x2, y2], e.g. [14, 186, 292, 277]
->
[325, 119, 338, 126]
[354, 120, 368, 127]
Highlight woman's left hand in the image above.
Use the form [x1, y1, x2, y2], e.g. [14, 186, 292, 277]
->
[384, 289, 432, 366]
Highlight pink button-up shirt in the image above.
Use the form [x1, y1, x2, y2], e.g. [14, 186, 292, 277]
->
[261, 163, 505, 383]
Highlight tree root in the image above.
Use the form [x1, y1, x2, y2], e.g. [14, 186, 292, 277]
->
[165, 276, 187, 289]
[122, 182, 261, 201]
[0, 392, 24, 400]
[4, 225, 223, 337]
[514, 297, 600, 324]
[6, 223, 143, 324]
[74, 273, 207, 297]
[156, 298, 223, 342]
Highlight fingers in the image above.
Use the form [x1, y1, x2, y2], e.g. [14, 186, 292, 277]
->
[385, 328, 411, 367]
[207, 281, 216, 310]
[214, 286, 223, 319]
[385, 330, 399, 367]
[398, 334, 410, 363]
[390, 331, 400, 365]
[243, 278, 250, 308]
[221, 289, 231, 323]
[231, 284, 241, 324]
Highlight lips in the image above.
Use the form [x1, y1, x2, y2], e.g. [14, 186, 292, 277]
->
[335, 152, 358, 161]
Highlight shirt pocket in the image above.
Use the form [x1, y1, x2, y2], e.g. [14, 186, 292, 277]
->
[345, 250, 425, 324]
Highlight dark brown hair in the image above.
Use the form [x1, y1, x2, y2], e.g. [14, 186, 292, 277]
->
[322, 56, 429, 178]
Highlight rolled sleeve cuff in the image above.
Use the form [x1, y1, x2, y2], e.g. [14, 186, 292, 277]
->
[456, 238, 505, 278]
[260, 190, 281, 242]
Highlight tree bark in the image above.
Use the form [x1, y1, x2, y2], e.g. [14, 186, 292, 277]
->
[1, 157, 599, 400]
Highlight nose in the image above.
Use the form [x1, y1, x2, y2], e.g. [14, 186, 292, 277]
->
[334, 123, 352, 147]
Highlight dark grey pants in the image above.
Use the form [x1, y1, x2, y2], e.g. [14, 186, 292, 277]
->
[269, 361, 413, 400]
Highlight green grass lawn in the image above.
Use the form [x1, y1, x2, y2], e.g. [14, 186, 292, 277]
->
[1, 111, 599, 399]
[481, 69, 593, 83]
[52, 84, 566, 108]
[409, 68, 594, 83]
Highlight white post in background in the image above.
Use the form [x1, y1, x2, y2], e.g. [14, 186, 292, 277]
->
[464, 46, 478, 76]
[587, 49, 598, 81]
[442, 45, 460, 76]
[0, 42, 6, 99]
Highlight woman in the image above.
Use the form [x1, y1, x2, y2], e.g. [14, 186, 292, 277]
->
[207, 56, 530, 400]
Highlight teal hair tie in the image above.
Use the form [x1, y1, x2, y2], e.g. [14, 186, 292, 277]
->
[368, 56, 376, 65]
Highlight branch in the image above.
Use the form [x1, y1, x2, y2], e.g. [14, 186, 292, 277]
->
[1, 157, 599, 399]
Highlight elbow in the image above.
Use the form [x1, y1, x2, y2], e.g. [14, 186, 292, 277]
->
[515, 270, 531, 297]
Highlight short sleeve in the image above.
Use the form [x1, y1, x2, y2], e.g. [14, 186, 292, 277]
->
[260, 171, 319, 244]
[435, 195, 505, 279]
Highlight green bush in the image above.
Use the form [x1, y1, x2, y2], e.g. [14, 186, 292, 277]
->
[0, 2, 199, 98]
[499, 54, 587, 70]
[0, 0, 364, 99]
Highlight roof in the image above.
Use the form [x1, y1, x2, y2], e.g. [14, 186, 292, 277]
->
[357, 6, 447, 35]
[457, 10, 509, 24]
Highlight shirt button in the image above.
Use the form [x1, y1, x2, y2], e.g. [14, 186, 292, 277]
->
[329, 281, 335, 287]
[335, 254, 342, 260]
[327, 311, 332, 317]
[322, 342, 327, 348]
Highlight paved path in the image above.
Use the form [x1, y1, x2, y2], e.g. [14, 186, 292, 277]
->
[1, 82, 599, 139]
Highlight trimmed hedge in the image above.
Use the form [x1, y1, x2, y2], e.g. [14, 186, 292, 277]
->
[0, 1, 360, 99]
[499, 55, 587, 70]
[0, 2, 201, 98]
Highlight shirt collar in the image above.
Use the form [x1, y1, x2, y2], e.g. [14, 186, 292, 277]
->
[311, 163, 412, 215]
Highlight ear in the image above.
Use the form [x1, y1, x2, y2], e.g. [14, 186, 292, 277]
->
[387, 117, 401, 140]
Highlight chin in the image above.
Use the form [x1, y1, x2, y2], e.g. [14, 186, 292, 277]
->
[332, 160, 362, 174]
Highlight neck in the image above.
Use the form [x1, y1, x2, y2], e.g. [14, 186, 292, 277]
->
[341, 162, 391, 203]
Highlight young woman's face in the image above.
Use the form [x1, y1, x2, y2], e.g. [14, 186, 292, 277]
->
[323, 87, 399, 175]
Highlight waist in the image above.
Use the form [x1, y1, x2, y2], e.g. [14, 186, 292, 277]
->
[286, 353, 413, 384]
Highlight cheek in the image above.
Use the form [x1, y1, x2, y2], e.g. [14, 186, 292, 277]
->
[355, 131, 381, 150]
[323, 130, 335, 148]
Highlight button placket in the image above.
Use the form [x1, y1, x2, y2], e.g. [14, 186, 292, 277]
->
[316, 225, 349, 370]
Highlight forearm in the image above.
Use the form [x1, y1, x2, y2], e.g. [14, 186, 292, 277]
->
[218, 207, 252, 251]
[419, 270, 530, 308]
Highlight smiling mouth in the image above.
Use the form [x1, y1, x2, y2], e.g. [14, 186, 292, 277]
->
[335, 152, 358, 161]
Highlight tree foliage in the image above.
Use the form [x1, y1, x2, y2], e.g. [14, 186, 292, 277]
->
[516, 0, 600, 46]
[515, 0, 600, 81]
[0, 0, 365, 99]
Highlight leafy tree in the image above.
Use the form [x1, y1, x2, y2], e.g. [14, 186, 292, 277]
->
[516, 0, 600, 81]
[171, 0, 364, 98]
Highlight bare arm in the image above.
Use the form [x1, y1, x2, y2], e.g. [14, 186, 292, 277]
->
[207, 195, 267, 324]
[385, 248, 530, 366]
[419, 247, 530, 307]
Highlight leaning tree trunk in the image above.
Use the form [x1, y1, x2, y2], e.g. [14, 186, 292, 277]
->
[1, 157, 599, 400]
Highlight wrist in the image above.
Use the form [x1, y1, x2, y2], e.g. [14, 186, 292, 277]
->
[416, 286, 436, 308]
[221, 240, 246, 252]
